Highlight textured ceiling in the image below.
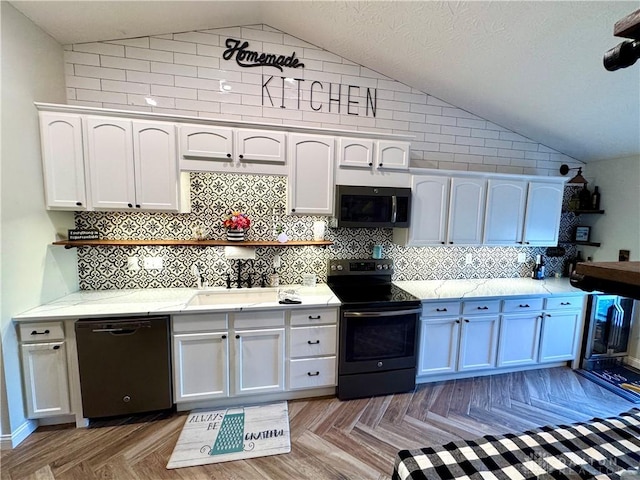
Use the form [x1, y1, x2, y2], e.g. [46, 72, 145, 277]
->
[8, 0, 640, 163]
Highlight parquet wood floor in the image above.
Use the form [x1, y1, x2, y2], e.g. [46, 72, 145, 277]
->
[1, 367, 635, 480]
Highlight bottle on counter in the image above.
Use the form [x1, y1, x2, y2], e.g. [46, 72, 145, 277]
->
[270, 269, 279, 287]
[532, 254, 545, 280]
[591, 186, 601, 210]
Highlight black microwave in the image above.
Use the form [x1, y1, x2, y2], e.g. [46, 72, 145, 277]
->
[335, 185, 411, 228]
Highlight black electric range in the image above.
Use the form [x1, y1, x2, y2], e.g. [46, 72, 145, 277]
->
[327, 259, 422, 400]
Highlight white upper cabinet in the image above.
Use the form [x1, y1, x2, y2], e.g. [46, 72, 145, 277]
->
[376, 140, 410, 170]
[179, 125, 287, 175]
[132, 121, 179, 211]
[179, 125, 234, 161]
[288, 133, 335, 215]
[237, 129, 286, 164]
[39, 112, 87, 210]
[522, 181, 564, 246]
[447, 177, 486, 245]
[483, 179, 528, 245]
[484, 179, 563, 247]
[87, 117, 180, 212]
[86, 117, 136, 210]
[402, 175, 450, 246]
[337, 137, 375, 169]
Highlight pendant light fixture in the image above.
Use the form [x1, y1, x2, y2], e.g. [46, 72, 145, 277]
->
[559, 164, 588, 185]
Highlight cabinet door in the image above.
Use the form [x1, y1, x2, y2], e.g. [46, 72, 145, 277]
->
[86, 117, 136, 210]
[522, 182, 563, 246]
[21, 342, 70, 418]
[447, 177, 486, 245]
[408, 176, 450, 245]
[39, 112, 87, 210]
[234, 328, 285, 395]
[497, 313, 542, 367]
[132, 121, 179, 211]
[236, 129, 286, 164]
[417, 318, 460, 376]
[458, 316, 499, 371]
[483, 179, 527, 245]
[179, 125, 234, 161]
[377, 140, 410, 170]
[538, 312, 580, 363]
[288, 133, 335, 215]
[173, 332, 229, 402]
[337, 137, 375, 169]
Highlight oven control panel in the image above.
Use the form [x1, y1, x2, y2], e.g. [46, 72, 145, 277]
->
[327, 259, 394, 275]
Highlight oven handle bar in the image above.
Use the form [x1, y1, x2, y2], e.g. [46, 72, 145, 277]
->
[344, 308, 422, 318]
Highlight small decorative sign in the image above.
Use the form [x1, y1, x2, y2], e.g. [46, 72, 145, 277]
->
[68, 229, 99, 241]
[574, 226, 591, 242]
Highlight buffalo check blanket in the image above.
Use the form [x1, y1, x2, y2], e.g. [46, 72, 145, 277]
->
[393, 408, 640, 480]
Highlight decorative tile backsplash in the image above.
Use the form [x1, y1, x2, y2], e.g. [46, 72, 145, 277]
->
[75, 173, 580, 290]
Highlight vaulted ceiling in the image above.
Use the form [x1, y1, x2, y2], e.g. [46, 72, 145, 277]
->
[8, 1, 640, 163]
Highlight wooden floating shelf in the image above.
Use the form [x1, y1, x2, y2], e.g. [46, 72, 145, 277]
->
[564, 209, 605, 215]
[53, 239, 334, 249]
[559, 241, 602, 247]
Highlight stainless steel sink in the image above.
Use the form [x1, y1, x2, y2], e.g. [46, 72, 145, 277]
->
[187, 288, 279, 307]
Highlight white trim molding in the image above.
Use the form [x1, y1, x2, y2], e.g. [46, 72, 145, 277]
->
[0, 419, 37, 450]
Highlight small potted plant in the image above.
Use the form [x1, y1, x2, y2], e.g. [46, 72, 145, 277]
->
[223, 210, 251, 241]
[276, 224, 288, 243]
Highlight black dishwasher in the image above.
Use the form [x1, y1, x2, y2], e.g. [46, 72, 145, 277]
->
[75, 316, 172, 418]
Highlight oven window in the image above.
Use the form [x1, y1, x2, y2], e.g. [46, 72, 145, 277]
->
[344, 314, 415, 362]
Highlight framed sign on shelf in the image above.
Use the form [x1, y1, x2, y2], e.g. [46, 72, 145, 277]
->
[574, 226, 591, 242]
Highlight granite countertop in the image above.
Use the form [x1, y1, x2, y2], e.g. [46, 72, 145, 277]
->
[394, 277, 586, 301]
[13, 285, 340, 322]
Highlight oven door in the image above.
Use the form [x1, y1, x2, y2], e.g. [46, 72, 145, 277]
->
[339, 306, 420, 375]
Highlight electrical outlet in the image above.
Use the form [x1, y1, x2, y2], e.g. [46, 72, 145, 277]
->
[127, 256, 140, 271]
[465, 253, 473, 265]
[517, 252, 526, 263]
[143, 256, 163, 270]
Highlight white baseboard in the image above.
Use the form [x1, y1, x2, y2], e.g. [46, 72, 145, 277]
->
[0, 419, 37, 450]
[625, 355, 640, 369]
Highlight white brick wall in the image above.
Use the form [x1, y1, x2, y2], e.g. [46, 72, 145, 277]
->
[65, 24, 583, 175]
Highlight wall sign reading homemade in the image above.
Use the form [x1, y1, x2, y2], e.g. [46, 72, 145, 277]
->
[223, 38, 377, 117]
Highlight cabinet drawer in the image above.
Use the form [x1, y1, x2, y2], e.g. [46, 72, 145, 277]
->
[234, 310, 285, 329]
[290, 325, 337, 357]
[18, 322, 64, 341]
[502, 298, 543, 313]
[544, 296, 583, 311]
[422, 301, 461, 317]
[172, 313, 228, 333]
[290, 308, 338, 326]
[462, 300, 500, 315]
[289, 357, 336, 390]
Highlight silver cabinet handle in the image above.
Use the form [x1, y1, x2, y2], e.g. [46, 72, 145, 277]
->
[391, 195, 397, 223]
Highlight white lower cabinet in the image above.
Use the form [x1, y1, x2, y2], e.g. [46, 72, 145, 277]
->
[538, 296, 584, 363]
[21, 342, 71, 418]
[172, 331, 229, 402]
[418, 317, 460, 375]
[234, 328, 285, 395]
[458, 315, 499, 371]
[418, 300, 499, 376]
[418, 295, 584, 382]
[172, 307, 338, 406]
[18, 321, 71, 419]
[497, 313, 542, 367]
